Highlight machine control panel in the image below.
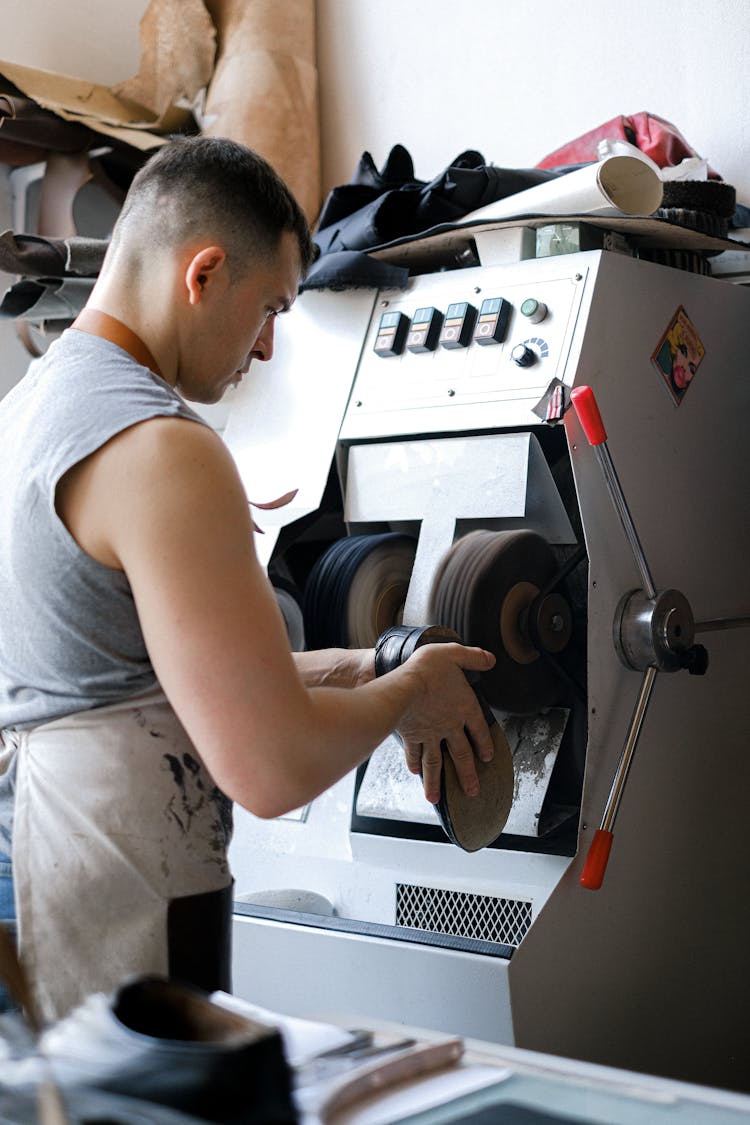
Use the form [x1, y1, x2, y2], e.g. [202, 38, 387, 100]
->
[372, 295, 556, 361]
[343, 260, 589, 440]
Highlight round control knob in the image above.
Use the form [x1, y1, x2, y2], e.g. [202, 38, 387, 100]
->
[511, 343, 536, 368]
[520, 298, 548, 324]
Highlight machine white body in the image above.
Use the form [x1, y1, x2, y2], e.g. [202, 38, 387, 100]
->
[224, 240, 750, 1093]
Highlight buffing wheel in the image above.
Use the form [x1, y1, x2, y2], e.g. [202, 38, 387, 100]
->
[272, 583, 306, 651]
[303, 533, 416, 649]
[346, 538, 416, 647]
[429, 529, 567, 714]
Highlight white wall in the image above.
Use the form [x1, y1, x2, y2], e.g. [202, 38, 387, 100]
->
[316, 0, 750, 205]
[1, 0, 147, 84]
[3, 0, 748, 203]
[0, 0, 149, 395]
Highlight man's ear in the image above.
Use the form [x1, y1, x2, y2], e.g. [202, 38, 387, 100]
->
[185, 246, 227, 305]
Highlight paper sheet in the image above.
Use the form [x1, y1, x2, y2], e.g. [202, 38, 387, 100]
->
[458, 155, 664, 224]
[211, 990, 355, 1065]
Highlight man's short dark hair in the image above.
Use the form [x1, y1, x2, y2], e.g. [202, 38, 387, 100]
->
[110, 136, 314, 277]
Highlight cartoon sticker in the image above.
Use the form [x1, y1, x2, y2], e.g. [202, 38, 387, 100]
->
[651, 306, 705, 405]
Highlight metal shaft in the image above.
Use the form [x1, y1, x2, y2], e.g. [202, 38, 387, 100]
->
[600, 665, 658, 833]
[694, 616, 750, 634]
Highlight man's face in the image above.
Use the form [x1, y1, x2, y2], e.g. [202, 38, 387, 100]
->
[177, 230, 301, 404]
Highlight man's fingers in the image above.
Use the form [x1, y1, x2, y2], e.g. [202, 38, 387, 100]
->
[421, 742, 444, 804]
[444, 729, 480, 798]
[454, 644, 496, 672]
[403, 740, 423, 775]
[466, 711, 495, 763]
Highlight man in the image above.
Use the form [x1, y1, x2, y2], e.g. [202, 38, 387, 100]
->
[0, 137, 495, 1020]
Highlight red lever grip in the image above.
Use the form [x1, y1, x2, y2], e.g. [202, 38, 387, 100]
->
[579, 828, 614, 890]
[570, 385, 607, 446]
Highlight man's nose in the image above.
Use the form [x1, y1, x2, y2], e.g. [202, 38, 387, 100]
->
[253, 317, 276, 363]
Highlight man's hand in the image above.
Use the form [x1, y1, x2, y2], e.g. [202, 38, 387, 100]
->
[394, 643, 496, 804]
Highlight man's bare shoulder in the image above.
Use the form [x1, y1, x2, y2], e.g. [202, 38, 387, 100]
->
[105, 414, 229, 470]
[58, 415, 246, 568]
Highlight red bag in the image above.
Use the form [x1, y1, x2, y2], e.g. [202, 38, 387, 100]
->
[536, 112, 720, 178]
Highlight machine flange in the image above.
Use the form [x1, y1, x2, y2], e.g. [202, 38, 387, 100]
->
[613, 587, 696, 672]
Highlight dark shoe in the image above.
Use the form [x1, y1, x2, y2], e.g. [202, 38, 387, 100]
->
[33, 976, 297, 1124]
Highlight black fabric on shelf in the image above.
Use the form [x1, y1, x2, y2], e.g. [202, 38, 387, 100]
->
[306, 145, 564, 291]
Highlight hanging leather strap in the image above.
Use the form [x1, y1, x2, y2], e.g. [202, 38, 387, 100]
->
[72, 307, 163, 378]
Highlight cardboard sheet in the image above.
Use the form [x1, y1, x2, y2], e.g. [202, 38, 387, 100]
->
[202, 0, 320, 220]
[0, 0, 320, 221]
[371, 213, 750, 275]
[0, 0, 215, 149]
[112, 0, 216, 129]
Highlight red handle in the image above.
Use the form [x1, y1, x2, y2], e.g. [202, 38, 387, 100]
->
[571, 385, 607, 446]
[579, 828, 614, 890]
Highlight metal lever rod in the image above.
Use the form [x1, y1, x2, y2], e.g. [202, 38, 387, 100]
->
[570, 385, 662, 890]
[579, 666, 657, 889]
[570, 385, 656, 599]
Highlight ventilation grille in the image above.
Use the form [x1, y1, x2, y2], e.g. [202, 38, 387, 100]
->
[396, 883, 532, 948]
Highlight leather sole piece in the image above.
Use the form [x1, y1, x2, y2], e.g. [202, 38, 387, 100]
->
[374, 625, 514, 852]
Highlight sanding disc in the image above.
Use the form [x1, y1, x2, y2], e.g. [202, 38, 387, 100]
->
[438, 719, 514, 852]
[375, 624, 515, 852]
[429, 529, 564, 714]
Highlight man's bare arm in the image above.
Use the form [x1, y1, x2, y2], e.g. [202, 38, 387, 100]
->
[294, 648, 374, 689]
[58, 417, 495, 816]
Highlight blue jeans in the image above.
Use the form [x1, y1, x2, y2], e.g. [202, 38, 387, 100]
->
[0, 851, 17, 1013]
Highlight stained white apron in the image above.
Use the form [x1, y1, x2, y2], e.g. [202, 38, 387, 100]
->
[6, 687, 232, 1021]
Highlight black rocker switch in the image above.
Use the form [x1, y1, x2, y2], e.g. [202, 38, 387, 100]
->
[406, 306, 443, 353]
[439, 302, 477, 349]
[474, 297, 511, 345]
[373, 310, 409, 357]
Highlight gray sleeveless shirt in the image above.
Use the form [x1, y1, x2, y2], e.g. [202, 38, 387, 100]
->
[0, 329, 209, 846]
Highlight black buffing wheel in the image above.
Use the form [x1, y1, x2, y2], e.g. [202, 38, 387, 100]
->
[346, 537, 416, 647]
[429, 529, 564, 714]
[303, 533, 416, 650]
